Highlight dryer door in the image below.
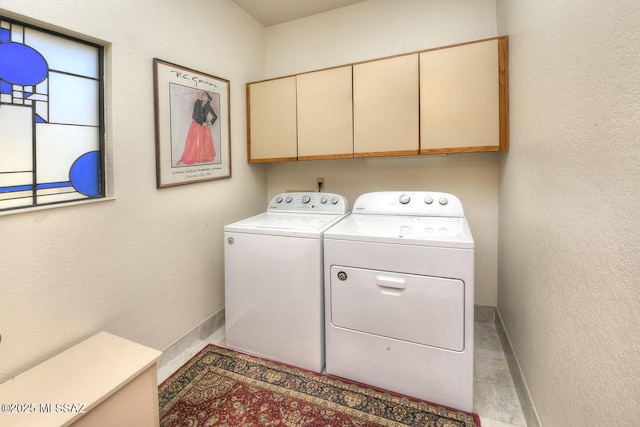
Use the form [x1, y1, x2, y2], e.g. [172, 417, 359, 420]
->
[329, 266, 465, 351]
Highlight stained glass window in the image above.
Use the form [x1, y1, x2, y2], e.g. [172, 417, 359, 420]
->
[0, 17, 104, 212]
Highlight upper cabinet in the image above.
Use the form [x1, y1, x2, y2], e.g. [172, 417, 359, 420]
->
[247, 76, 297, 162]
[297, 66, 353, 160]
[353, 54, 419, 158]
[247, 36, 508, 163]
[420, 38, 508, 153]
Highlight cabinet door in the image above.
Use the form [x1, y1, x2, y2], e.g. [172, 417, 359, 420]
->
[247, 77, 297, 162]
[420, 38, 506, 153]
[353, 54, 419, 157]
[297, 66, 353, 160]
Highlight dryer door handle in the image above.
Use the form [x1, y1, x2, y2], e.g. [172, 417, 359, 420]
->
[376, 276, 407, 293]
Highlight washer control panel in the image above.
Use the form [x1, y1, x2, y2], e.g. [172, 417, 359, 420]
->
[352, 191, 464, 217]
[268, 192, 349, 214]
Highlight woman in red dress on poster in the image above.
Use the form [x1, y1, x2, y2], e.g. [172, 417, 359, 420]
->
[180, 91, 217, 165]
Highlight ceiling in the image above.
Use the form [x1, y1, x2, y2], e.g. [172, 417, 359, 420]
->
[232, 0, 367, 27]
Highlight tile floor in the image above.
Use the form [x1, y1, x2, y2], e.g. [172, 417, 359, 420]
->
[158, 318, 527, 427]
[474, 319, 527, 427]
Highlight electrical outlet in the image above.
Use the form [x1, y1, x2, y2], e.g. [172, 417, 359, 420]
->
[317, 177, 324, 192]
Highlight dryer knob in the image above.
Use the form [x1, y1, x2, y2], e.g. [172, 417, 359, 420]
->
[276, 196, 283, 203]
[399, 194, 411, 204]
[424, 196, 434, 205]
[439, 197, 449, 205]
[320, 196, 328, 204]
[285, 196, 293, 203]
[331, 197, 339, 205]
[302, 195, 311, 204]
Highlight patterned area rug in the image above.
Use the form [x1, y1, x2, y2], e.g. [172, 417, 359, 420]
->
[159, 345, 480, 426]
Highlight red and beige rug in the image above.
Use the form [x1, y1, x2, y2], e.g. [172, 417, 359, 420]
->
[159, 345, 480, 426]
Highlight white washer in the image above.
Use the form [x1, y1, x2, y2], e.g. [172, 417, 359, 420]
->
[224, 192, 349, 372]
[323, 191, 474, 411]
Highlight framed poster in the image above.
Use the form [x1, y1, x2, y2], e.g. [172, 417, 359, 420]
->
[153, 58, 231, 188]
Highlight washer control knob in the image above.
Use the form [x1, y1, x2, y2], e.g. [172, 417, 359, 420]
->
[276, 196, 283, 203]
[320, 196, 328, 204]
[439, 197, 448, 205]
[424, 196, 433, 205]
[285, 196, 293, 203]
[302, 195, 311, 204]
[399, 194, 411, 204]
[331, 197, 339, 205]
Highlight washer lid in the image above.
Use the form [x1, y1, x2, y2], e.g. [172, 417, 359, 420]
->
[324, 213, 474, 249]
[225, 211, 348, 238]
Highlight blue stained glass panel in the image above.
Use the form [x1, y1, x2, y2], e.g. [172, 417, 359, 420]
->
[70, 151, 100, 197]
[0, 42, 48, 85]
[0, 17, 104, 213]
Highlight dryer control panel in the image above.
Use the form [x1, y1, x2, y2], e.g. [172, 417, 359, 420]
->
[352, 191, 464, 218]
[268, 192, 349, 214]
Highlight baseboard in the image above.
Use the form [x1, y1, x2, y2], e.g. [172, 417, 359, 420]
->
[495, 308, 542, 427]
[158, 308, 225, 369]
[474, 304, 496, 322]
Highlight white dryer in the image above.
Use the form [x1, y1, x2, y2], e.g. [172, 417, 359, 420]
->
[323, 191, 474, 412]
[224, 192, 349, 372]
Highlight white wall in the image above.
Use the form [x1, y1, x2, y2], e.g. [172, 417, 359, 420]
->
[263, 0, 501, 306]
[496, 0, 640, 424]
[265, 0, 498, 77]
[0, 0, 267, 383]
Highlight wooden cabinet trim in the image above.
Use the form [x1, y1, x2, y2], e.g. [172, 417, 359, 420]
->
[421, 146, 500, 155]
[249, 156, 297, 164]
[354, 149, 420, 158]
[498, 37, 509, 151]
[245, 82, 253, 162]
[298, 153, 354, 161]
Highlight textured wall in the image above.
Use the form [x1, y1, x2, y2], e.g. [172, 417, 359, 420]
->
[496, 0, 640, 424]
[0, 0, 267, 383]
[263, 0, 501, 306]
